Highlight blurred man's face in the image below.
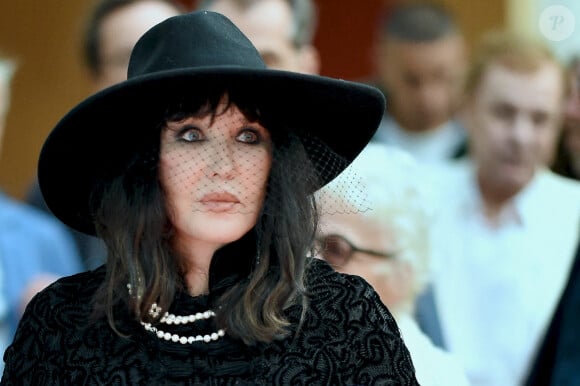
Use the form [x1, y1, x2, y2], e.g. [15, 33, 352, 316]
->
[465, 62, 563, 195]
[207, 0, 319, 74]
[376, 35, 465, 132]
[95, 0, 180, 90]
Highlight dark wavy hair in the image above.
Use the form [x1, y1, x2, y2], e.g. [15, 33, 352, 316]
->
[90, 84, 321, 344]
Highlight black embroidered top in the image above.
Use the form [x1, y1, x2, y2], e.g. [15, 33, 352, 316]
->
[1, 259, 418, 385]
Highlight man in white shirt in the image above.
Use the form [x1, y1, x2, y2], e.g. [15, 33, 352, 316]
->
[431, 31, 580, 386]
[371, 2, 467, 162]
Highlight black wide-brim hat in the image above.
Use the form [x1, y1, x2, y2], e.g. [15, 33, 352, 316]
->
[38, 11, 385, 236]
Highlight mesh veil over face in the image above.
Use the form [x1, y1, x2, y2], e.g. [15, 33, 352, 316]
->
[156, 91, 370, 259]
[67, 85, 376, 331]
[159, 97, 272, 253]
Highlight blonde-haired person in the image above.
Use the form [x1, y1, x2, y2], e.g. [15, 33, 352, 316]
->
[430, 30, 580, 385]
[316, 143, 469, 386]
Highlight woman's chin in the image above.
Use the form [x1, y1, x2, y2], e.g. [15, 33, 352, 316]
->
[190, 218, 255, 244]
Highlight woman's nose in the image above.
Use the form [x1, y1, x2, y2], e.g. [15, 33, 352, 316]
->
[206, 139, 235, 179]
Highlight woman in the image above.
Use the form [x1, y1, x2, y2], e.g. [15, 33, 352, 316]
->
[316, 144, 469, 385]
[1, 11, 418, 385]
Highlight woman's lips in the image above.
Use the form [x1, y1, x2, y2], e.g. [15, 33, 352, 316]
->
[199, 192, 240, 212]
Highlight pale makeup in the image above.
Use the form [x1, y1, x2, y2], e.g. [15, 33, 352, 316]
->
[159, 103, 272, 268]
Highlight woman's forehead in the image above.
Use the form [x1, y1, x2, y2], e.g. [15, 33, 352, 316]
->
[163, 92, 266, 126]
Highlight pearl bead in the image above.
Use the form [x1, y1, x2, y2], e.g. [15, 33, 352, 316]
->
[151, 304, 216, 325]
[140, 305, 225, 344]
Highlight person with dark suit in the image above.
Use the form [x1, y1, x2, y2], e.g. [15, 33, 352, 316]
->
[525, 236, 580, 386]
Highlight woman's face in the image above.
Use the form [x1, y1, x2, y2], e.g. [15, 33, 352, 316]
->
[159, 101, 272, 253]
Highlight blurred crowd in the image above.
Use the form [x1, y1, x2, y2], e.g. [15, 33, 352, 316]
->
[0, 0, 579, 385]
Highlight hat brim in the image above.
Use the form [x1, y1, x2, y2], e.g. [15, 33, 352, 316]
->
[38, 67, 385, 235]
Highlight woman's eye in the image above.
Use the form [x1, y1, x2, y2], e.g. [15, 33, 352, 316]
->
[179, 128, 203, 142]
[236, 129, 259, 144]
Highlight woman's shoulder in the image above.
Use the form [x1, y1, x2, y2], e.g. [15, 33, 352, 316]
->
[276, 258, 418, 384]
[3, 266, 112, 381]
[28, 266, 106, 311]
[303, 258, 400, 329]
[305, 258, 386, 306]
[9, 266, 107, 351]
[48, 265, 105, 291]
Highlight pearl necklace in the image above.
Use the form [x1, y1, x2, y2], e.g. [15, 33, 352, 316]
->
[141, 321, 226, 344]
[141, 302, 226, 344]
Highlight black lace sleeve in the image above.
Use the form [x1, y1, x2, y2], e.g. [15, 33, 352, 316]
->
[268, 259, 419, 385]
[1, 269, 106, 386]
[1, 262, 418, 385]
[341, 273, 418, 384]
[1, 286, 62, 385]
